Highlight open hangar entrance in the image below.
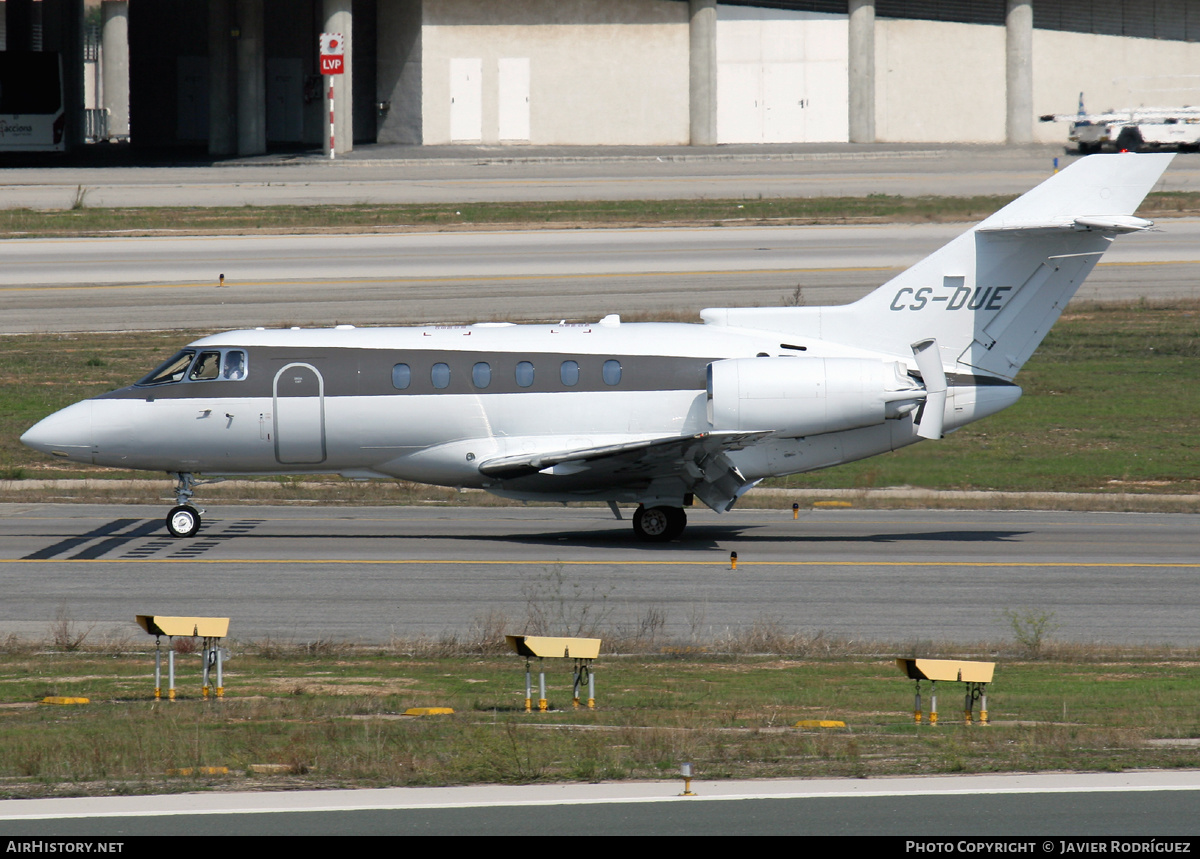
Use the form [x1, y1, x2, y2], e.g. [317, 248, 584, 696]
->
[7, 1, 1200, 158]
[1, 0, 386, 155]
[129, 0, 378, 155]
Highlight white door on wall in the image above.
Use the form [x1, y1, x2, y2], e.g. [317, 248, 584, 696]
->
[450, 58, 482, 142]
[718, 63, 763, 143]
[763, 63, 805, 143]
[498, 58, 530, 142]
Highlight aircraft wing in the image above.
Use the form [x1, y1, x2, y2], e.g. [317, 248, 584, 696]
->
[477, 430, 770, 512]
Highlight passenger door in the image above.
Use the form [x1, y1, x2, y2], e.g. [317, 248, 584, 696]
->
[273, 363, 326, 464]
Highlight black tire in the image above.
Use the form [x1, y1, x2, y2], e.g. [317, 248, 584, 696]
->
[166, 505, 201, 538]
[632, 505, 687, 542]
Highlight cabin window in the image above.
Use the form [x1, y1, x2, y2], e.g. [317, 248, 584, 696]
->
[222, 351, 247, 380]
[137, 350, 196, 386]
[392, 363, 411, 390]
[472, 362, 491, 389]
[516, 361, 535, 387]
[431, 362, 451, 389]
[602, 359, 622, 385]
[560, 360, 580, 386]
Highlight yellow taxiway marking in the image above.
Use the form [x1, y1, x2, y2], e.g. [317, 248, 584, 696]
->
[0, 258, 1189, 294]
[4, 558, 1199, 568]
[0, 266, 898, 293]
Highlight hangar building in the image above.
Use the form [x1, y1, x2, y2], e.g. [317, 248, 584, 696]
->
[3, 0, 1200, 155]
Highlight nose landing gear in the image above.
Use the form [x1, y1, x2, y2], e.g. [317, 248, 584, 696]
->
[167, 504, 202, 538]
[165, 472, 219, 538]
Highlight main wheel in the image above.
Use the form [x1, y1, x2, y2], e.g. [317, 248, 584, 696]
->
[166, 505, 201, 538]
[632, 505, 687, 542]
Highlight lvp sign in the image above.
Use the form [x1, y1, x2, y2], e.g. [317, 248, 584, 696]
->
[319, 33, 344, 75]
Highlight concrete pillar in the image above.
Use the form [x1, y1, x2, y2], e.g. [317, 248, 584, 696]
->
[323, 0, 352, 155]
[848, 0, 875, 143]
[6, 0, 35, 52]
[1006, 0, 1033, 144]
[208, 0, 236, 154]
[236, 0, 265, 156]
[688, 0, 717, 146]
[376, 0, 422, 144]
[100, 0, 128, 139]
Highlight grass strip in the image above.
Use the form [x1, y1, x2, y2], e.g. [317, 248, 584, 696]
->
[4, 191, 1200, 237]
[1, 635, 1199, 798]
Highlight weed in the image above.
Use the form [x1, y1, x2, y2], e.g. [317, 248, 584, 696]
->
[303, 638, 351, 657]
[521, 564, 613, 638]
[1002, 608, 1061, 658]
[0, 634, 32, 655]
[782, 284, 805, 306]
[612, 606, 669, 651]
[49, 604, 94, 652]
[465, 608, 511, 655]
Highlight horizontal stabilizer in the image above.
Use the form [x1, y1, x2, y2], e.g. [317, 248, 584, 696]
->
[977, 214, 1154, 234]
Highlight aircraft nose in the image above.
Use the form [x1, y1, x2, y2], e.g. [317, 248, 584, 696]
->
[20, 401, 94, 462]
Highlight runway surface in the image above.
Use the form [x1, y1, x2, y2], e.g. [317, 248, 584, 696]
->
[2, 771, 1199, 835]
[13, 145, 1200, 208]
[3, 220, 1198, 332]
[2, 145, 1200, 207]
[2, 505, 1197, 645]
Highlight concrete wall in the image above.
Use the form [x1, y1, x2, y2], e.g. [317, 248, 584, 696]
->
[377, 0, 422, 143]
[716, 4, 848, 143]
[871, 17, 1200, 145]
[421, 0, 689, 145]
[875, 18, 1006, 143]
[1031, 28, 1200, 144]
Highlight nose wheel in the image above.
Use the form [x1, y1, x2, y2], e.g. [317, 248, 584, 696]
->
[632, 505, 687, 542]
[166, 505, 202, 538]
[166, 472, 218, 538]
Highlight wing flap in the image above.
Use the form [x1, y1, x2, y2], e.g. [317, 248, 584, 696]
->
[478, 431, 768, 480]
[477, 431, 769, 512]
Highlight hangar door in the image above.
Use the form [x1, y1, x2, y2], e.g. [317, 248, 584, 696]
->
[716, 8, 848, 144]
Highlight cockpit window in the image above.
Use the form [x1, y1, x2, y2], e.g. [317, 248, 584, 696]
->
[137, 350, 196, 386]
[222, 350, 247, 380]
[136, 348, 248, 387]
[189, 351, 222, 381]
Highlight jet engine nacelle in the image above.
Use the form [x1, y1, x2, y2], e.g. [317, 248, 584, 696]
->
[707, 357, 923, 438]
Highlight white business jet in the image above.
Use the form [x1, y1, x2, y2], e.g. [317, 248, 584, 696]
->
[21, 153, 1172, 541]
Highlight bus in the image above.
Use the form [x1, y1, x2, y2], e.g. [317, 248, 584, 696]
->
[0, 51, 66, 151]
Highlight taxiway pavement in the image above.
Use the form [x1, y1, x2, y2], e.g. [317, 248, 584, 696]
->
[3, 220, 1198, 332]
[2, 505, 1197, 645]
[2, 771, 1198, 835]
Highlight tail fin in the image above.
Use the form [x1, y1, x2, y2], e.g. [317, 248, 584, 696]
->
[703, 153, 1173, 380]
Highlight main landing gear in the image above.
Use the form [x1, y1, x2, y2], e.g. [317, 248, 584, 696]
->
[165, 472, 212, 538]
[632, 505, 687, 542]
